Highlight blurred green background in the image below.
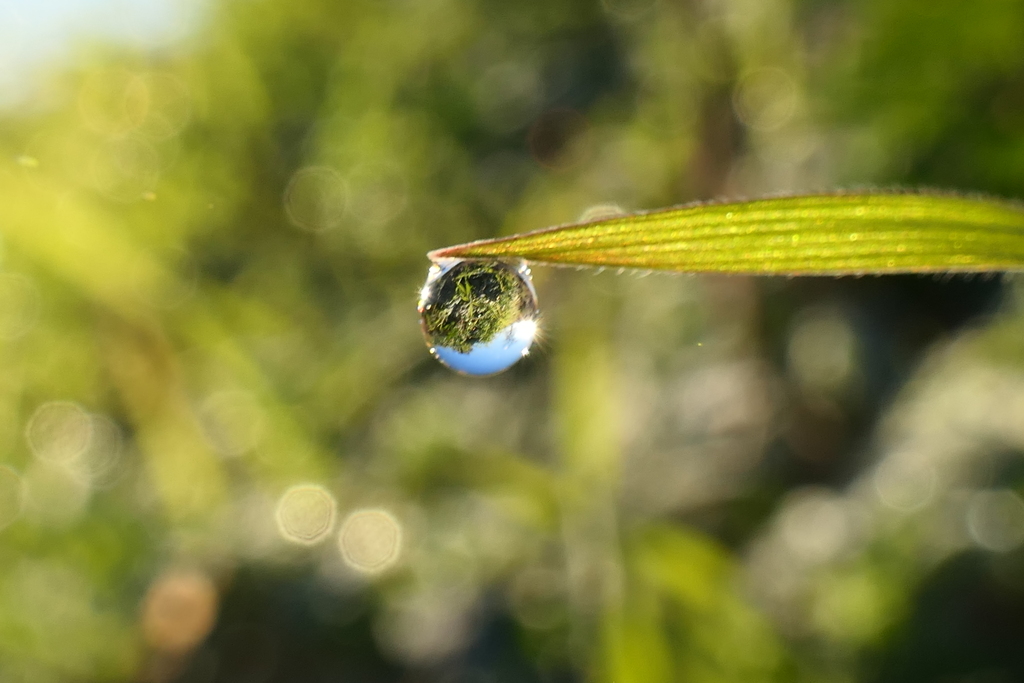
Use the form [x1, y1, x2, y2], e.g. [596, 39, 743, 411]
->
[3, 0, 1024, 681]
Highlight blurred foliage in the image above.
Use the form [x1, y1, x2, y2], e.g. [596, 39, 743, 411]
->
[3, 0, 1024, 681]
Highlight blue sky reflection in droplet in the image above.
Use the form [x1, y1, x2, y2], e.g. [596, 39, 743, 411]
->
[432, 318, 538, 376]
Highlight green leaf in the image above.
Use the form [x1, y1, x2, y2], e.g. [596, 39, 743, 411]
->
[430, 192, 1024, 274]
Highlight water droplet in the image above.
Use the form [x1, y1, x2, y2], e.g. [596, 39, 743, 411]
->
[418, 260, 539, 376]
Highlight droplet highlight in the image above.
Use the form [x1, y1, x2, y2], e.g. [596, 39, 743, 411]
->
[418, 259, 539, 376]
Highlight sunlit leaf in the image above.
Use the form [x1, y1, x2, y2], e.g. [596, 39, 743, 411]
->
[430, 192, 1024, 274]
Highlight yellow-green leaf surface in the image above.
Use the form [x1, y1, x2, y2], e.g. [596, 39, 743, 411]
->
[430, 193, 1024, 275]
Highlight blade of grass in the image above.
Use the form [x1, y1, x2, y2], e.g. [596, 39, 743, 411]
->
[429, 192, 1024, 275]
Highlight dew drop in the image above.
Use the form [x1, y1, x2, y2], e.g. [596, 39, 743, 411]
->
[418, 259, 539, 376]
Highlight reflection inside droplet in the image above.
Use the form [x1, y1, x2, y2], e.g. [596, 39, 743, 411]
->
[418, 259, 539, 376]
